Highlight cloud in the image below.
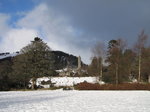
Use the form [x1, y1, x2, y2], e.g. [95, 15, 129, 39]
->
[43, 0, 150, 42]
[16, 3, 92, 63]
[0, 3, 92, 64]
[0, 13, 10, 37]
[0, 28, 38, 52]
[0, 13, 38, 53]
[2, 1, 150, 64]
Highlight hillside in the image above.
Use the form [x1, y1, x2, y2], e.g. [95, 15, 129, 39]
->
[52, 51, 78, 69]
[0, 51, 84, 70]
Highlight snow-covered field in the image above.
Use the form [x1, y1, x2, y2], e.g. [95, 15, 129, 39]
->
[0, 90, 150, 112]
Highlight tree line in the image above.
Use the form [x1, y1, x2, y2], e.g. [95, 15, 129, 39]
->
[0, 37, 55, 90]
[88, 30, 150, 84]
[0, 31, 150, 91]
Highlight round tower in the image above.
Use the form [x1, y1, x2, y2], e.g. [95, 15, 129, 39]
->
[78, 56, 81, 69]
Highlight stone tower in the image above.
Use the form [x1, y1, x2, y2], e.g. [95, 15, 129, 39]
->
[78, 56, 81, 70]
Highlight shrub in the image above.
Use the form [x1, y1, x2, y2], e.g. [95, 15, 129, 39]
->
[75, 82, 150, 90]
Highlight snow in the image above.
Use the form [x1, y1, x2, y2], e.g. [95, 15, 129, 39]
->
[0, 52, 19, 59]
[55, 69, 64, 72]
[55, 68, 70, 73]
[98, 81, 105, 85]
[36, 77, 98, 87]
[0, 90, 150, 112]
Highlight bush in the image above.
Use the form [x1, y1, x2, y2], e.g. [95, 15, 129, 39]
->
[75, 82, 150, 90]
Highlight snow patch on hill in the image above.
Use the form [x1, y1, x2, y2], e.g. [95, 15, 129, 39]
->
[0, 52, 19, 59]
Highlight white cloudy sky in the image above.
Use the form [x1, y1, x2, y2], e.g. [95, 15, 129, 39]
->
[0, 0, 150, 64]
[0, 2, 92, 63]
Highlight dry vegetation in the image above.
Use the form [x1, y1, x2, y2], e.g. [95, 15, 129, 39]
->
[75, 82, 150, 90]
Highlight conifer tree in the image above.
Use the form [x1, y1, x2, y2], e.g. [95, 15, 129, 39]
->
[13, 37, 54, 89]
[0, 60, 12, 90]
[106, 39, 126, 84]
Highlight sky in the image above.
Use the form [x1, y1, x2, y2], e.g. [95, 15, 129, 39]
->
[0, 0, 150, 64]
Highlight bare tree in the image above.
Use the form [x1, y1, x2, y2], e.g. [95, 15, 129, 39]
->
[135, 30, 148, 82]
[91, 42, 106, 81]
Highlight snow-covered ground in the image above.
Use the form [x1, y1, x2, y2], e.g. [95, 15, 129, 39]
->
[36, 77, 100, 88]
[0, 90, 150, 112]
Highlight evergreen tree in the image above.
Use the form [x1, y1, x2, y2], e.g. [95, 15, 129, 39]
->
[122, 49, 136, 82]
[0, 60, 12, 90]
[13, 37, 54, 89]
[106, 39, 126, 84]
[88, 57, 100, 76]
[12, 54, 31, 89]
[141, 47, 150, 82]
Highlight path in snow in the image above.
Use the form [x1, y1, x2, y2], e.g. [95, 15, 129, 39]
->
[0, 90, 150, 112]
